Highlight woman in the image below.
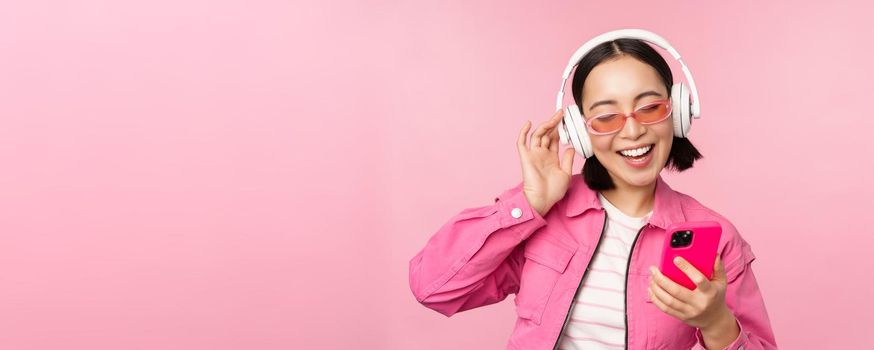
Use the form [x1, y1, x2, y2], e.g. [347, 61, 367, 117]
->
[408, 37, 777, 350]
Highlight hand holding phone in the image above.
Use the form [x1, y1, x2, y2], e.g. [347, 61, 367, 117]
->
[658, 221, 722, 290]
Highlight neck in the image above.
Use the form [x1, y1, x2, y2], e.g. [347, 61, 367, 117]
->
[599, 177, 657, 218]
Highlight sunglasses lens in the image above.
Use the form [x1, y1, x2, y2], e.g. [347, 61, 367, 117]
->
[636, 102, 670, 123]
[591, 114, 624, 133]
[588, 101, 670, 134]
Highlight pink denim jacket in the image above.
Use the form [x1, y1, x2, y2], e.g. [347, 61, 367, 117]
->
[409, 175, 777, 349]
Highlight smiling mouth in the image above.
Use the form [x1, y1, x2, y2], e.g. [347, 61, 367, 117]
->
[616, 144, 654, 159]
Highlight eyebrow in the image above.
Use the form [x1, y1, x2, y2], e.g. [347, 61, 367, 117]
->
[588, 90, 664, 112]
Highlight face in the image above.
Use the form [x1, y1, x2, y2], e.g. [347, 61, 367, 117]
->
[581, 55, 673, 189]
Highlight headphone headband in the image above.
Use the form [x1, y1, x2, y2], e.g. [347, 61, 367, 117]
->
[555, 29, 701, 118]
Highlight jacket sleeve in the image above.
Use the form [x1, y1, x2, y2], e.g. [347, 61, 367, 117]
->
[691, 242, 778, 350]
[408, 181, 548, 317]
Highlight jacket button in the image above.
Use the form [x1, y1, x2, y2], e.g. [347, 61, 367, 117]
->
[511, 207, 522, 218]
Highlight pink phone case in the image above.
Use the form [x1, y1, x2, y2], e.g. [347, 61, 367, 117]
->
[658, 221, 722, 290]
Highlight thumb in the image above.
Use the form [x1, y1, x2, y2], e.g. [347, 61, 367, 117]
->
[560, 147, 575, 174]
[712, 255, 727, 282]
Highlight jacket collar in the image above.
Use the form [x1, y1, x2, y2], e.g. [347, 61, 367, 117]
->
[564, 173, 685, 229]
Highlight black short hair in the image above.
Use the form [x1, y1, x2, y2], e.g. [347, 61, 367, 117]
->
[571, 38, 703, 191]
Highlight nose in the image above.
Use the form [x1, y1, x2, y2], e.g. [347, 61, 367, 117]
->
[619, 114, 646, 139]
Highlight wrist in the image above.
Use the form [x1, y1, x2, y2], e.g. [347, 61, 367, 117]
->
[529, 200, 551, 217]
[522, 192, 547, 217]
[534, 205, 549, 217]
[700, 306, 737, 337]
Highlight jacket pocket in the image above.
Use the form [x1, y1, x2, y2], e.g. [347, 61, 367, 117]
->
[514, 234, 576, 325]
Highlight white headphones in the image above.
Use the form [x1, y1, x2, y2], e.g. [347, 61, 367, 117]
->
[556, 29, 702, 159]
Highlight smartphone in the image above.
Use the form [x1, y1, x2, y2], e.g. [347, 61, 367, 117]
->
[658, 221, 722, 290]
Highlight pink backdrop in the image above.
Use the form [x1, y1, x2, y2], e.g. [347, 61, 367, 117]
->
[0, 0, 870, 349]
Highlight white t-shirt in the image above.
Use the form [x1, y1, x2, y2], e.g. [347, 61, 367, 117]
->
[556, 192, 652, 349]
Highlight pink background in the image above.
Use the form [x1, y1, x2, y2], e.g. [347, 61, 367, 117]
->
[0, 0, 871, 349]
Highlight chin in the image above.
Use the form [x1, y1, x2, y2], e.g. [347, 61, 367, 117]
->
[606, 152, 667, 188]
[620, 171, 659, 187]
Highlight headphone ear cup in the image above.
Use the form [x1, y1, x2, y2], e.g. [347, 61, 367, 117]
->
[564, 105, 593, 158]
[671, 83, 692, 138]
[557, 110, 570, 146]
[680, 82, 692, 137]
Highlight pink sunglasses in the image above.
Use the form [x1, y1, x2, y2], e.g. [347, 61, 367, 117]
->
[585, 99, 673, 135]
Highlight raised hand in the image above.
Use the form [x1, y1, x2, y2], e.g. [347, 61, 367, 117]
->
[516, 109, 576, 216]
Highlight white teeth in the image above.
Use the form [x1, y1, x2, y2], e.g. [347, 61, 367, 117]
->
[619, 145, 652, 157]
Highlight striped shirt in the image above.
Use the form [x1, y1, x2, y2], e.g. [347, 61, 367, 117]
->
[557, 192, 652, 350]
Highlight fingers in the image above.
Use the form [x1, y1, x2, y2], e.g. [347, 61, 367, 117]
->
[517, 120, 532, 152]
[649, 266, 693, 302]
[649, 282, 688, 317]
[649, 289, 684, 320]
[673, 256, 710, 289]
[713, 255, 726, 282]
[532, 109, 564, 149]
[539, 135, 549, 149]
[519, 110, 566, 158]
[560, 147, 575, 174]
[547, 127, 559, 151]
